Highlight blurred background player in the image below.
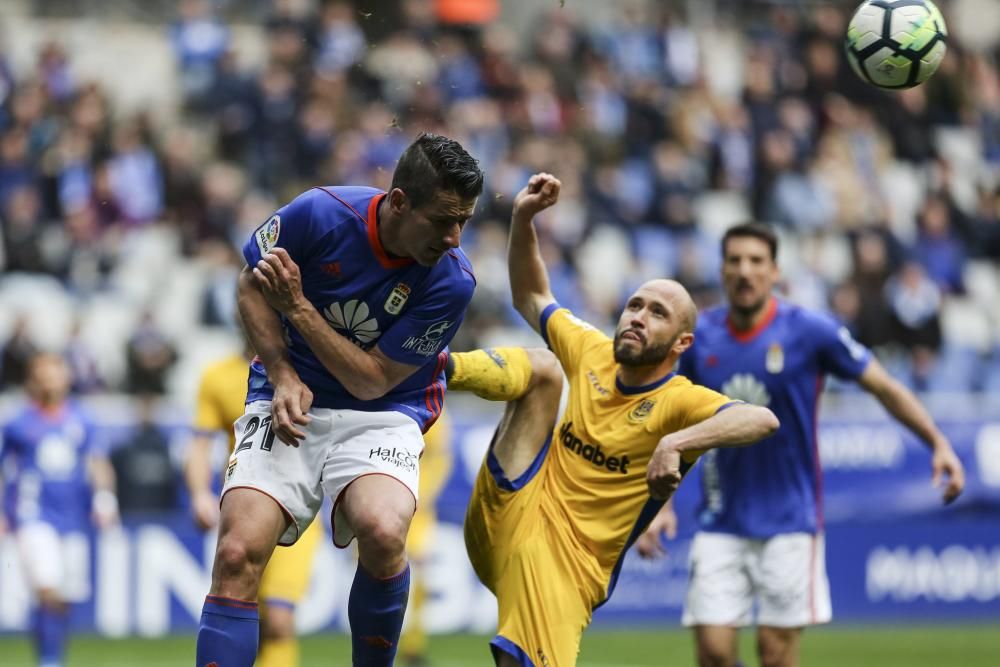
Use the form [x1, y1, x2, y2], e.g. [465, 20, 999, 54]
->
[184, 337, 321, 667]
[399, 407, 453, 667]
[637, 222, 965, 667]
[0, 352, 118, 667]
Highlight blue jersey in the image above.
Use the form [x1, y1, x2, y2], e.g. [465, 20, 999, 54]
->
[677, 299, 871, 537]
[1, 401, 97, 533]
[242, 186, 475, 431]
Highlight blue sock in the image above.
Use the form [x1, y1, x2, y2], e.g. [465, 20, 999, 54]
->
[348, 563, 411, 667]
[34, 605, 69, 667]
[195, 595, 259, 667]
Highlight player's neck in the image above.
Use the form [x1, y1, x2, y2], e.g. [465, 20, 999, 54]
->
[33, 399, 66, 417]
[728, 296, 775, 332]
[376, 197, 407, 260]
[616, 360, 674, 390]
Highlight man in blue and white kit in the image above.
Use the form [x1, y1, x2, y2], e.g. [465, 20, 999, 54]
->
[195, 133, 483, 667]
[636, 222, 965, 667]
[1, 352, 118, 667]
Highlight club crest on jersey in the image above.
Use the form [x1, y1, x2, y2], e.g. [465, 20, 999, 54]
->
[766, 343, 784, 374]
[255, 215, 280, 255]
[384, 282, 411, 315]
[627, 399, 656, 424]
[225, 454, 238, 481]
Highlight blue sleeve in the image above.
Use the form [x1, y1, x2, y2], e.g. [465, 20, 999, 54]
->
[377, 278, 474, 366]
[810, 312, 872, 380]
[242, 189, 319, 268]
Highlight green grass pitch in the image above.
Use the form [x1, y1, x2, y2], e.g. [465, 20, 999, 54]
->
[1, 626, 997, 666]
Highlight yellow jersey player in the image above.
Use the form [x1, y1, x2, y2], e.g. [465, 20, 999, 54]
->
[399, 407, 453, 666]
[449, 173, 780, 667]
[185, 346, 322, 667]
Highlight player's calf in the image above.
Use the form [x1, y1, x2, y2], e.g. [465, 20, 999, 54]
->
[488, 348, 562, 480]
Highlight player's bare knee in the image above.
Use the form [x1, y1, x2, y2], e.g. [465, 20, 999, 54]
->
[261, 606, 296, 641]
[213, 536, 266, 587]
[757, 632, 796, 667]
[696, 639, 737, 667]
[526, 348, 562, 396]
[352, 507, 409, 565]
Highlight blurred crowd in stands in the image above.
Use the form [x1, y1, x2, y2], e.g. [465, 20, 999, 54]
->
[2, 0, 1000, 408]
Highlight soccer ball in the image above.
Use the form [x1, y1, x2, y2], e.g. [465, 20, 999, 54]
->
[845, 0, 947, 89]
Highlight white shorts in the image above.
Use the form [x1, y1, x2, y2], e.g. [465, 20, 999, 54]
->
[222, 401, 422, 548]
[16, 522, 91, 602]
[682, 531, 831, 628]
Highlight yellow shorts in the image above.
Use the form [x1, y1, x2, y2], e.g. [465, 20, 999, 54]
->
[464, 435, 602, 667]
[259, 519, 322, 607]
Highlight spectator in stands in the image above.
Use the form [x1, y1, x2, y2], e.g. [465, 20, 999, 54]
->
[170, 0, 230, 112]
[111, 395, 178, 513]
[914, 194, 966, 294]
[0, 314, 38, 389]
[125, 310, 177, 396]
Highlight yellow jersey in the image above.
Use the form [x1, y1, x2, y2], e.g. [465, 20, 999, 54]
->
[540, 305, 734, 601]
[193, 353, 249, 453]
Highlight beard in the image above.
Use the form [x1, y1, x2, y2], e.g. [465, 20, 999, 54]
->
[613, 330, 675, 367]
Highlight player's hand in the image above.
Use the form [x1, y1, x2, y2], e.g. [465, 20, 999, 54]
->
[635, 505, 678, 560]
[191, 489, 221, 530]
[91, 490, 119, 530]
[271, 373, 313, 446]
[512, 173, 561, 221]
[253, 248, 308, 316]
[930, 439, 965, 504]
[647, 443, 683, 501]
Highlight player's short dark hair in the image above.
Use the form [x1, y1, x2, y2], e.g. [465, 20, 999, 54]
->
[391, 133, 484, 209]
[722, 222, 779, 261]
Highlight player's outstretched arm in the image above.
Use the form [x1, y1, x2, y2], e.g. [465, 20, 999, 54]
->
[857, 359, 965, 503]
[646, 404, 779, 499]
[250, 249, 421, 402]
[508, 173, 561, 334]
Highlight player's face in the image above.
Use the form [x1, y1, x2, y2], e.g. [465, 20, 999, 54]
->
[613, 284, 692, 367]
[26, 354, 71, 405]
[403, 189, 477, 266]
[722, 236, 779, 315]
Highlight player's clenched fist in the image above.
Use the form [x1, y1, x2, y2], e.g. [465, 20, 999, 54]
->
[646, 444, 683, 500]
[512, 172, 561, 220]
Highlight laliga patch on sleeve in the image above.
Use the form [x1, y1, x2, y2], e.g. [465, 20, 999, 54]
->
[255, 215, 281, 255]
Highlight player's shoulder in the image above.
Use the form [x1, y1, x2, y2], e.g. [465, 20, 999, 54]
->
[693, 304, 729, 335]
[432, 247, 477, 295]
[288, 186, 383, 230]
[779, 301, 841, 336]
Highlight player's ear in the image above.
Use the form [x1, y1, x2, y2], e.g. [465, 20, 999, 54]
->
[388, 188, 410, 214]
[673, 331, 695, 356]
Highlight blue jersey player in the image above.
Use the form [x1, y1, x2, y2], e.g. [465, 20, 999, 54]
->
[637, 222, 965, 667]
[195, 133, 484, 667]
[0, 352, 118, 667]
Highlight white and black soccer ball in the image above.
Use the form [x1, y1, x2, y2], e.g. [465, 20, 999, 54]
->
[845, 0, 947, 89]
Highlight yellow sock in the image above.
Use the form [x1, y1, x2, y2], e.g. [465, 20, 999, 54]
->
[399, 576, 428, 659]
[448, 348, 532, 401]
[257, 637, 299, 667]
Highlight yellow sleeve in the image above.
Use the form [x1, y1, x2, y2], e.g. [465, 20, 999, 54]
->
[540, 304, 609, 375]
[662, 380, 741, 464]
[671, 382, 739, 431]
[193, 367, 226, 433]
